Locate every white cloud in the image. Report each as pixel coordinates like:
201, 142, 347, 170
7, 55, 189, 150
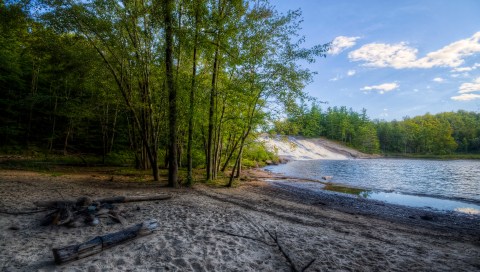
433, 77, 444, 82
451, 93, 480, 101
329, 75, 341, 81
347, 70, 356, 76
452, 67, 474, 72
361, 82, 399, 94
349, 32, 480, 69
459, 77, 480, 93
451, 77, 480, 101
349, 42, 418, 68
330, 36, 360, 55
452, 63, 480, 72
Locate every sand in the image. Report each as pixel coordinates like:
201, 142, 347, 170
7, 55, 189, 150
1, 168, 479, 271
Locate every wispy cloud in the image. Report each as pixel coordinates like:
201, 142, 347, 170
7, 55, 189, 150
329, 36, 360, 55
349, 32, 480, 69
459, 77, 480, 93
361, 82, 399, 94
452, 63, 480, 72
451, 77, 480, 101
451, 93, 480, 101
433, 77, 444, 82
329, 75, 341, 81
347, 70, 356, 76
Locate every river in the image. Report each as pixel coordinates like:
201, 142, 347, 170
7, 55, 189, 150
264, 158, 480, 214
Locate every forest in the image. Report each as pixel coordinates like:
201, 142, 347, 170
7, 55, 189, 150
272, 103, 480, 156
0, 0, 329, 185
1, 1, 479, 188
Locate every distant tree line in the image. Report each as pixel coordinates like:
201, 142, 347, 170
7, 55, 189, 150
271, 104, 480, 155
0, 1, 329, 185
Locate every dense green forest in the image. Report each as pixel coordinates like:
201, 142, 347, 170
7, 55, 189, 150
2, 1, 478, 188
0, 1, 329, 185
272, 103, 480, 155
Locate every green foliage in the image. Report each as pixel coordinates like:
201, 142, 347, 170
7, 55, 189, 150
376, 111, 480, 155
273, 104, 380, 153
272, 103, 479, 156
242, 141, 277, 167
0, 0, 329, 182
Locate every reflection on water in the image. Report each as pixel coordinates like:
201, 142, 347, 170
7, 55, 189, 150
455, 207, 480, 215
366, 191, 480, 215
269, 179, 480, 215
265, 159, 480, 201
265, 158, 480, 215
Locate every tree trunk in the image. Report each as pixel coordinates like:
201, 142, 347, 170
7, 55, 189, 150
49, 89, 58, 151
207, 46, 219, 180
186, 2, 200, 186
165, 0, 178, 187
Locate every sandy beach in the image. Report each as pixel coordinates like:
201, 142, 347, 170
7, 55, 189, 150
1, 168, 479, 271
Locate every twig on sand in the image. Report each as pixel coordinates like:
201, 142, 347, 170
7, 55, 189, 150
263, 228, 316, 272
0, 208, 53, 215
214, 229, 274, 246
215, 214, 316, 272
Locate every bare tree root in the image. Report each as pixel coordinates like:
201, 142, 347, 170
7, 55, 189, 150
215, 214, 316, 272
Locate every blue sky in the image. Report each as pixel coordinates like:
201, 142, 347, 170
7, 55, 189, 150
273, 0, 480, 120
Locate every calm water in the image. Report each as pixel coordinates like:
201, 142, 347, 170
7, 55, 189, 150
265, 159, 480, 213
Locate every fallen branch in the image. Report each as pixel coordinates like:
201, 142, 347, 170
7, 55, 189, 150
217, 214, 316, 272
37, 195, 171, 227
52, 219, 158, 264
35, 194, 172, 208
263, 227, 316, 272
0, 208, 53, 215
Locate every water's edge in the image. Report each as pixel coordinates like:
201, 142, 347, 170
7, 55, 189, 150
264, 159, 480, 215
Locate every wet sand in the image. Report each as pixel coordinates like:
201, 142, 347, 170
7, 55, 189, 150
1, 169, 479, 271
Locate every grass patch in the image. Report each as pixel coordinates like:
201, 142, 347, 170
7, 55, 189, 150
323, 183, 371, 198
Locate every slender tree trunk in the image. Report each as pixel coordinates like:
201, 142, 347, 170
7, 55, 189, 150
49, 90, 58, 151
214, 102, 225, 177
108, 104, 119, 153
26, 63, 40, 145
221, 135, 240, 172
186, 2, 200, 186
63, 121, 72, 155
207, 44, 219, 180
235, 147, 242, 178
165, 0, 178, 187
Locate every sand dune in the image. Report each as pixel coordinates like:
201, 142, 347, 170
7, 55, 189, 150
259, 135, 375, 160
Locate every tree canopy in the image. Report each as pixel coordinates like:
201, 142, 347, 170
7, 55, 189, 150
0, 0, 329, 184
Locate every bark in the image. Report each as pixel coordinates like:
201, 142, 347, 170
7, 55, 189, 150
165, 0, 179, 187
186, 0, 201, 186
221, 134, 240, 172
52, 219, 158, 264
206, 46, 219, 180
35, 195, 172, 208
49, 89, 58, 151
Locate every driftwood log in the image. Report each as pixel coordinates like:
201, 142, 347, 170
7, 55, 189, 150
37, 195, 171, 227
52, 219, 158, 264
35, 195, 172, 208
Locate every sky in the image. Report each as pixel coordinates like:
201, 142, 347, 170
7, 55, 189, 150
273, 0, 480, 120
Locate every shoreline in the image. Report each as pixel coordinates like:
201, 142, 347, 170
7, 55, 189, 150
245, 168, 480, 236
1, 168, 479, 271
